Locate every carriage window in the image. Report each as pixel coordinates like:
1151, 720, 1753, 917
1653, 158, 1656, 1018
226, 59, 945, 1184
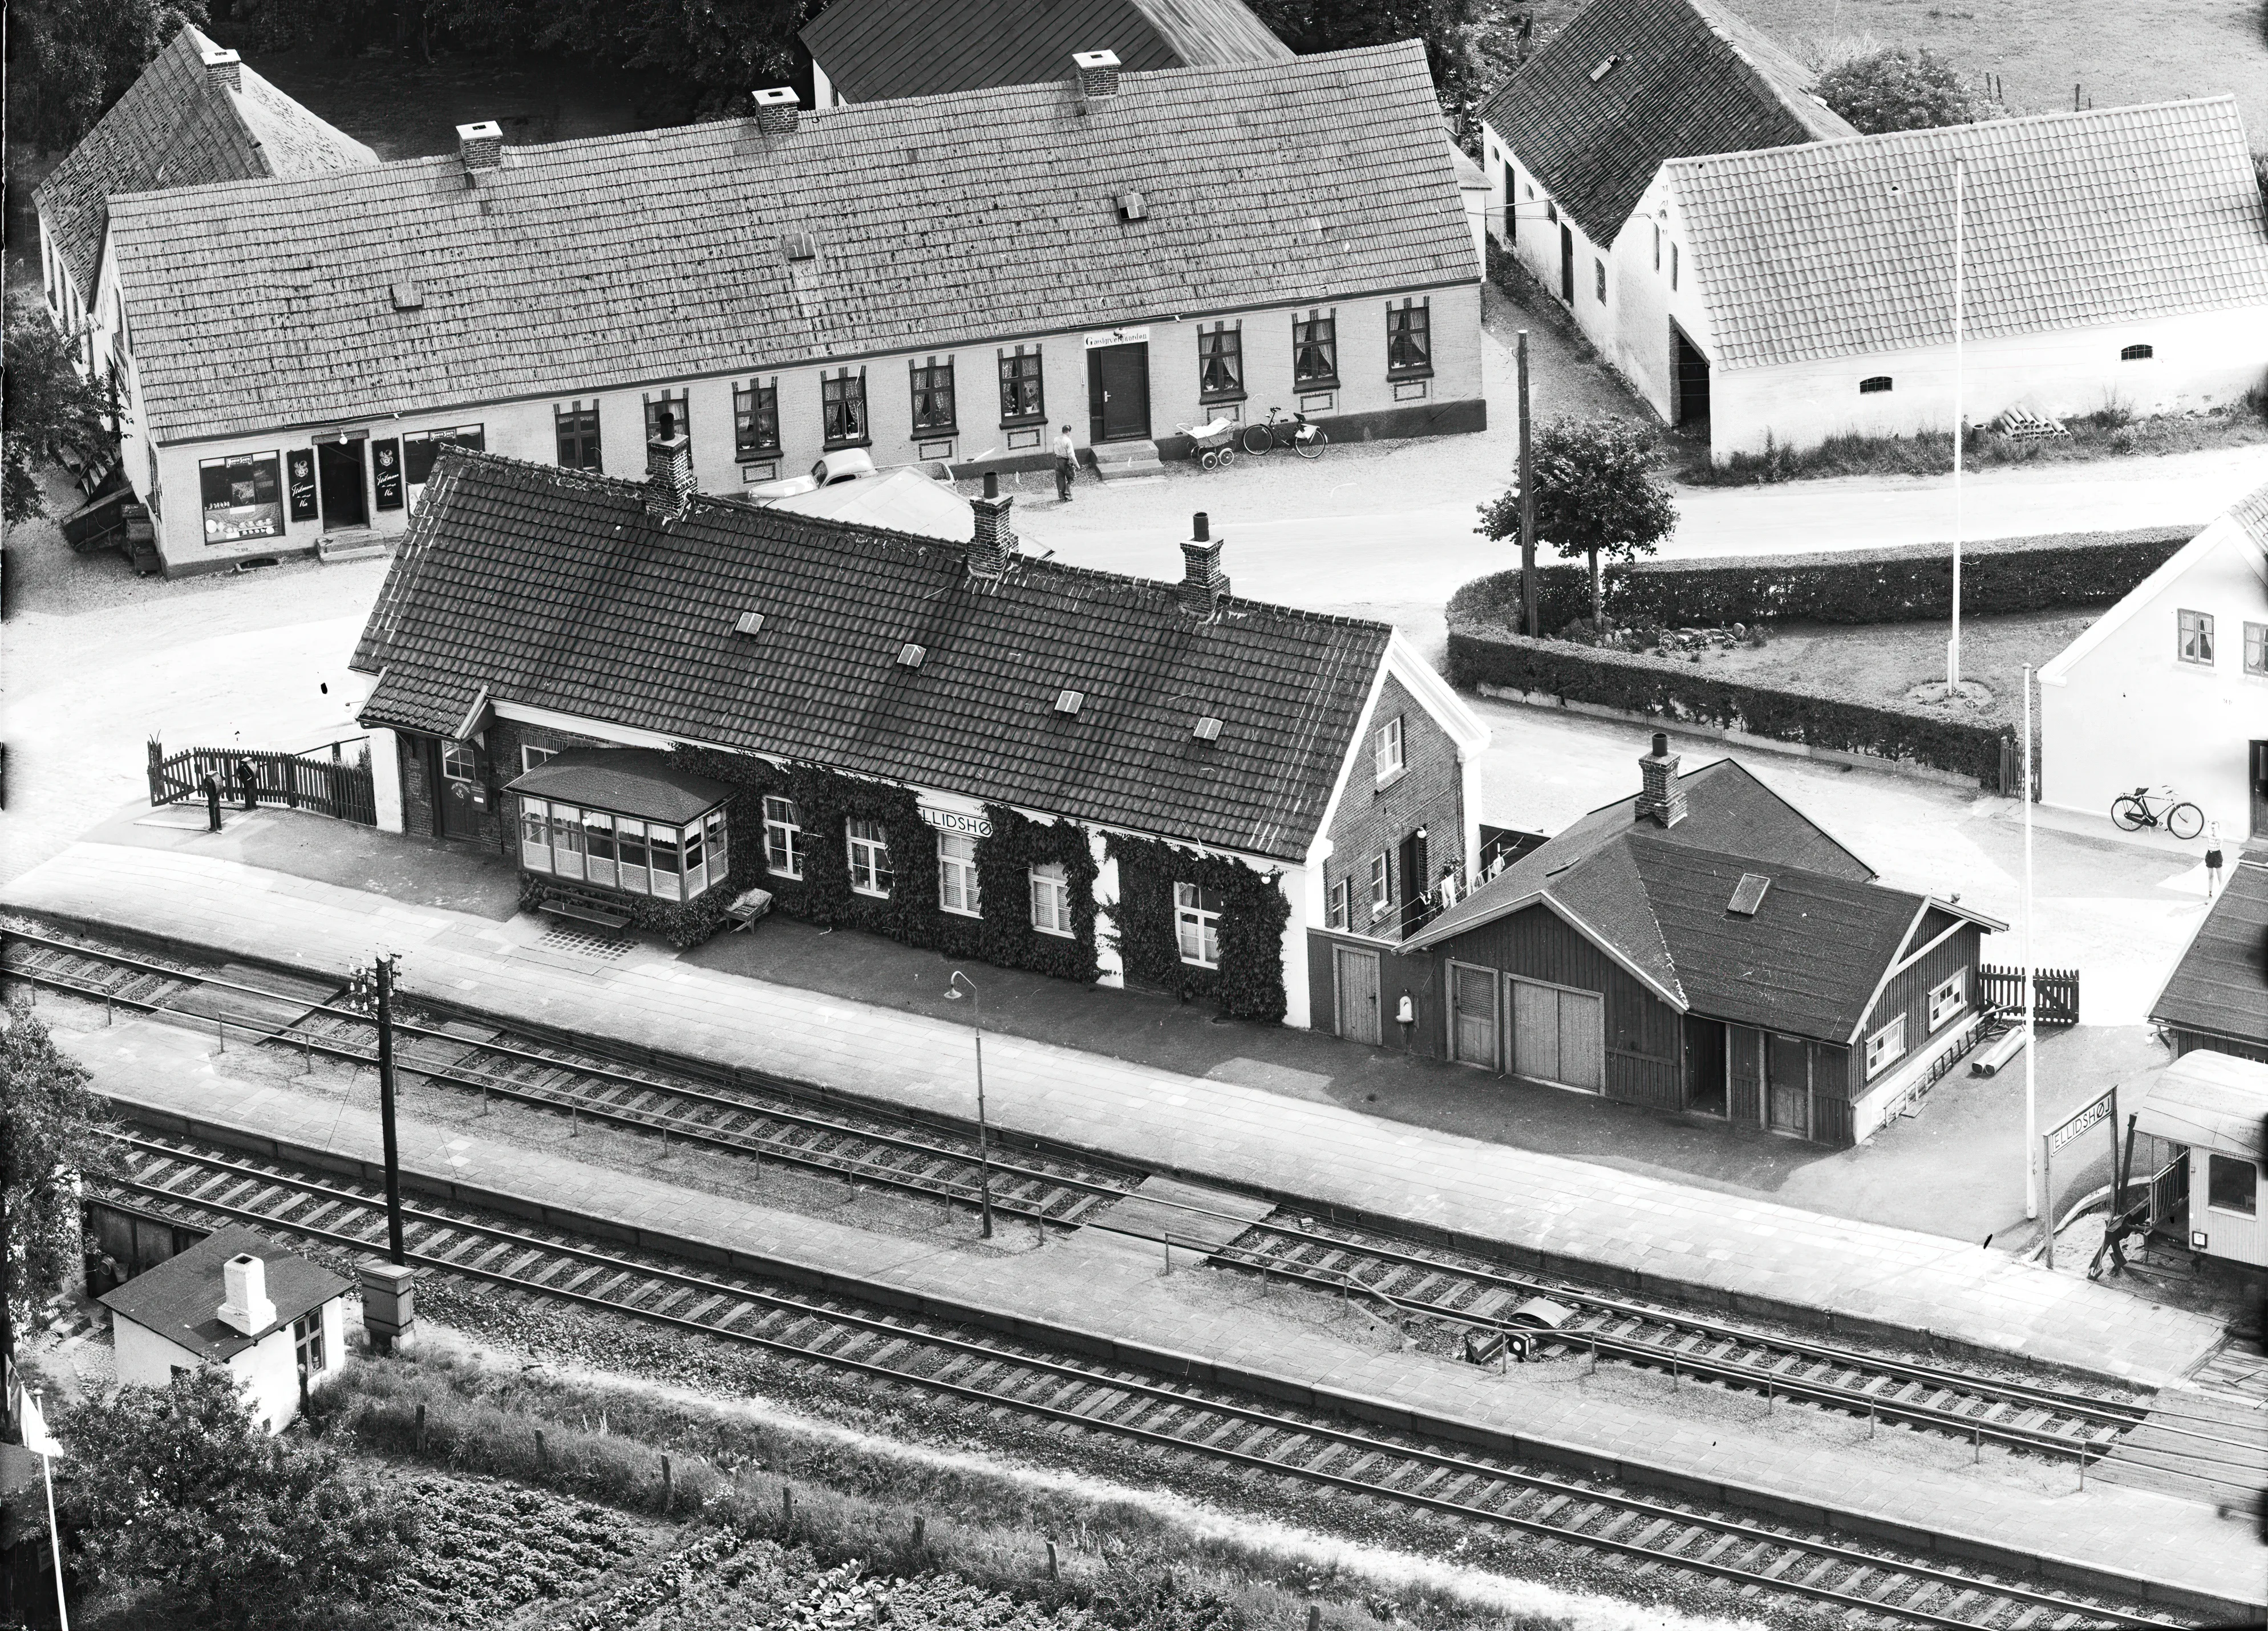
2209, 1154, 2257, 1215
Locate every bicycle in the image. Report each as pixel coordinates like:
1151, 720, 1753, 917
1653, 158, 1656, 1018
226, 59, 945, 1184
2110, 784, 2204, 839
1239, 405, 1328, 460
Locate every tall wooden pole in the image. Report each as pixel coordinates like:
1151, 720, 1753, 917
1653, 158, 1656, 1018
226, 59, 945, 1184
2022, 664, 2037, 1222
1517, 330, 1537, 638
1947, 157, 1967, 688
375, 954, 406, 1265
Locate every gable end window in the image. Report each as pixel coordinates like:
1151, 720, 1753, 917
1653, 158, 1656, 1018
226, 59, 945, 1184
1858, 376, 1893, 394
1374, 715, 1405, 783
1865, 1013, 1906, 1078
734, 378, 781, 460
2120, 343, 2154, 361
910, 355, 957, 435
2245, 622, 2267, 676
1174, 882, 1221, 968
1387, 299, 1431, 378
1293, 309, 1338, 387
556, 401, 602, 470
998, 346, 1045, 425
1927, 968, 1967, 1031
822, 368, 869, 448
2178, 608, 2214, 666
1199, 322, 1244, 400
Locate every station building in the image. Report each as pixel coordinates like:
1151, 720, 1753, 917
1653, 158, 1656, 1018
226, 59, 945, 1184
347, 440, 1489, 1028
91, 40, 1482, 577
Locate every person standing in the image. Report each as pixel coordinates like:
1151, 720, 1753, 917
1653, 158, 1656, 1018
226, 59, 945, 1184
234, 758, 260, 811
1054, 424, 1078, 502
199, 772, 224, 833
2206, 822, 2225, 899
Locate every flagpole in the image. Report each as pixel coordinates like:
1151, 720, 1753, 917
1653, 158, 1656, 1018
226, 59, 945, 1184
30, 1390, 70, 1631
2022, 664, 2038, 1223
1947, 156, 1966, 689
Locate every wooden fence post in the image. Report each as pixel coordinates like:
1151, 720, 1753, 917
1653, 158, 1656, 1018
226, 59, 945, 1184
415, 1402, 426, 1454
661, 1455, 673, 1512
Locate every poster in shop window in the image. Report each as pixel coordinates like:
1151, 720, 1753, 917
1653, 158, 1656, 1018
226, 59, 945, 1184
371, 439, 404, 511
286, 450, 319, 522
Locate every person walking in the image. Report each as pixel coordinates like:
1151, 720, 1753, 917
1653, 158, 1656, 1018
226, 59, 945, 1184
1054, 424, 1078, 502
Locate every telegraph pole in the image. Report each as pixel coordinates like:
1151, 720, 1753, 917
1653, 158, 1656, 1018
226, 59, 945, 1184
351, 953, 418, 1352
374, 953, 406, 1264
1517, 329, 1537, 637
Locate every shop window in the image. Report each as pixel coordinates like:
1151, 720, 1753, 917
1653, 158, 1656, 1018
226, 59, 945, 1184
1865, 1013, 1906, 1078
1293, 309, 1338, 387
998, 347, 1045, 424
1327, 878, 1350, 930
2178, 609, 2214, 665
403, 424, 484, 508
2245, 622, 2267, 677
1374, 716, 1404, 782
938, 832, 981, 916
910, 356, 956, 435
1386, 299, 1431, 377
847, 817, 893, 896
763, 796, 804, 879
1200, 323, 1244, 400
198, 451, 284, 544
556, 401, 602, 470
823, 368, 869, 448
734, 379, 781, 460
1030, 863, 1072, 936
1368, 854, 1391, 918
643, 390, 690, 452
292, 1312, 326, 1379
1174, 882, 1220, 968
2209, 1153, 2257, 1215
1927, 968, 1967, 1030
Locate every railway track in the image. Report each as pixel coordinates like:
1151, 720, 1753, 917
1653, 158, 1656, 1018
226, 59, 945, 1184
95, 1130, 2187, 1630
10, 922, 2259, 1502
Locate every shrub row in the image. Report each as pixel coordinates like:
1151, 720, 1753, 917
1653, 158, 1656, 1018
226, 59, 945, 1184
1445, 526, 2193, 632
1447, 627, 2011, 785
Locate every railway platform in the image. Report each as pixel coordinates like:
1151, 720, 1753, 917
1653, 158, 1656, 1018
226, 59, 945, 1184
1, 837, 2230, 1392
45, 1003, 2267, 1618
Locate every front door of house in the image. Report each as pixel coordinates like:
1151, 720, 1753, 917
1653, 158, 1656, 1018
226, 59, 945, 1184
1510, 977, 1603, 1092
1683, 1015, 1728, 1115
1450, 963, 1498, 1068
1558, 225, 1574, 303
317, 438, 368, 529
1334, 945, 1381, 1045
1087, 343, 1151, 443
1398, 828, 1429, 935
434, 737, 488, 841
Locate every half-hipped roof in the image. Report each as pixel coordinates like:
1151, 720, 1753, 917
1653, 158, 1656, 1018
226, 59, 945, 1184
1477, 0, 1854, 246
108, 40, 1473, 445
35, 25, 376, 298
802, 0, 1290, 103
1664, 97, 2268, 372
352, 449, 1399, 861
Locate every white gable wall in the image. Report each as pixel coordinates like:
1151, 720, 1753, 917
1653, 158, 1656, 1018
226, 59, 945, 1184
1602, 174, 1714, 428
1481, 125, 1615, 352
111, 1296, 346, 1432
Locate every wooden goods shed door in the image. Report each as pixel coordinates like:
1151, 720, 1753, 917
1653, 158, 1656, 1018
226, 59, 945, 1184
1334, 946, 1381, 1045
1450, 963, 1498, 1068
1510, 977, 1603, 1092
1766, 1032, 1810, 1137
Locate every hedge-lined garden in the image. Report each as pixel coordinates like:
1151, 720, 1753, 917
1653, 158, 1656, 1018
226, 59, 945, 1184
1446, 526, 2193, 635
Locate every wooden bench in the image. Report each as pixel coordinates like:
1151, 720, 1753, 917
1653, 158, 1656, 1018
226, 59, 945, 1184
537, 896, 632, 931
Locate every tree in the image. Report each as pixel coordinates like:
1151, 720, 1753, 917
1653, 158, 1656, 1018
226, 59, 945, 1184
3, 298, 112, 525
56, 1370, 416, 1630
1474, 415, 1677, 629
1246, 0, 1489, 112
1, 1011, 120, 1362
1815, 46, 1979, 135
5, 0, 207, 156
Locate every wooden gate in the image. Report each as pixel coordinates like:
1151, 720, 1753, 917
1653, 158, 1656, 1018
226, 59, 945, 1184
148, 735, 377, 826
1979, 964, 2079, 1027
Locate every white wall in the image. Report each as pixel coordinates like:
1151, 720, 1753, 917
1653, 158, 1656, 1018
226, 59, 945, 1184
1481, 127, 1618, 356
112, 1299, 344, 1431
2038, 520, 2268, 839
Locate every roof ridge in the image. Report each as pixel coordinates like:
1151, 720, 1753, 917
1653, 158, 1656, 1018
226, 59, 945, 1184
1666, 92, 2245, 170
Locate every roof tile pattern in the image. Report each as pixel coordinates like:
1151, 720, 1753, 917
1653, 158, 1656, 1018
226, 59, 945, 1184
1476, 0, 1854, 246
802, 0, 1288, 103
109, 42, 1473, 445
353, 451, 1390, 861
2150, 849, 2268, 1049
34, 25, 376, 298
1667, 97, 2268, 372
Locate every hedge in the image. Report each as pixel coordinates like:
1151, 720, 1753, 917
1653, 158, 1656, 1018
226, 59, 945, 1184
1446, 526, 2193, 633
1447, 627, 2012, 785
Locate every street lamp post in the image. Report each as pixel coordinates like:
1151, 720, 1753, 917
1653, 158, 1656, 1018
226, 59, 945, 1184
1947, 156, 1968, 690
944, 971, 995, 1239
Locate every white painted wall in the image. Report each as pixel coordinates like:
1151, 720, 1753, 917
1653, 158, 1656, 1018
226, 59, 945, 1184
2038, 516, 2268, 839
111, 1297, 346, 1431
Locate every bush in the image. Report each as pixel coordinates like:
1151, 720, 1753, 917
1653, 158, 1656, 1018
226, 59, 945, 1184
1446, 526, 2191, 634
1815, 46, 1980, 133
1447, 628, 2011, 784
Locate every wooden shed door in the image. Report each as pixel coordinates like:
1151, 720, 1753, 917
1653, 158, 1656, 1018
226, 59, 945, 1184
1510, 979, 1603, 1092
1334, 946, 1381, 1045
1766, 1032, 1810, 1137
1450, 963, 1498, 1068
1728, 1026, 1763, 1123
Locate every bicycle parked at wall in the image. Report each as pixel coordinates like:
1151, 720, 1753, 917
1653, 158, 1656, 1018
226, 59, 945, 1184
2111, 784, 2204, 839
1240, 406, 1328, 460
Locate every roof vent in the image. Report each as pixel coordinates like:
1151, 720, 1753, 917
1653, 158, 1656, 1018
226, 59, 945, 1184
898, 642, 927, 670
389, 281, 424, 311
1117, 190, 1148, 222
1727, 874, 1772, 917
1589, 54, 1622, 82
735, 611, 765, 636
754, 86, 799, 134
1073, 50, 1122, 98
781, 231, 818, 262
1054, 689, 1085, 716
1192, 716, 1222, 742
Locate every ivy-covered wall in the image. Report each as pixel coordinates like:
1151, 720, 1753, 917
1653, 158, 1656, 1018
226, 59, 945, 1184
1107, 833, 1291, 1023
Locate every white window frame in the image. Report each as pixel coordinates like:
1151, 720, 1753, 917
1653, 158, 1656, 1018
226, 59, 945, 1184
2178, 608, 2214, 666
1327, 877, 1350, 930
938, 831, 982, 918
847, 817, 893, 898
2246, 622, 2267, 677
520, 745, 557, 773
763, 796, 804, 879
1029, 863, 1072, 938
1865, 1013, 1906, 1079
439, 741, 478, 784
1374, 715, 1405, 784
1926, 968, 1967, 1032
1174, 882, 1220, 968
1368, 854, 1391, 919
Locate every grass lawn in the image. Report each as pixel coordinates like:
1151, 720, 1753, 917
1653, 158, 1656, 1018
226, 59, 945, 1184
1687, 607, 2092, 729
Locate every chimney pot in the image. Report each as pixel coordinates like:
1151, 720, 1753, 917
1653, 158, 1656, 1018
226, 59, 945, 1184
983, 470, 999, 499
1635, 735, 1687, 828
968, 480, 1016, 577
1192, 511, 1209, 542
203, 48, 243, 95
644, 411, 696, 523
217, 1252, 277, 1337
754, 86, 800, 134
1180, 525, 1229, 619
1073, 50, 1123, 98
456, 120, 504, 175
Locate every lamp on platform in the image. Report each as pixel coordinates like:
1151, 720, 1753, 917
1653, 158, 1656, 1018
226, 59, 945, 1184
943, 971, 995, 1239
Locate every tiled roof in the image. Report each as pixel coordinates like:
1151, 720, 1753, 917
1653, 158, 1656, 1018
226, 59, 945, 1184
1666, 97, 2268, 372
352, 450, 1392, 861
108, 41, 1473, 445
1476, 0, 1853, 246
33, 25, 376, 298
802, 0, 1289, 103
98, 1225, 347, 1364
2150, 850, 2268, 1049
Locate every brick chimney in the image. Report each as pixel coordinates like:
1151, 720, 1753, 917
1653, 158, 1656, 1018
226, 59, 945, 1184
1073, 50, 1122, 98
1179, 513, 1229, 619
645, 409, 695, 524
456, 120, 504, 177
967, 470, 1015, 577
1635, 732, 1687, 827
217, 1252, 276, 1337
202, 47, 243, 95
754, 87, 800, 134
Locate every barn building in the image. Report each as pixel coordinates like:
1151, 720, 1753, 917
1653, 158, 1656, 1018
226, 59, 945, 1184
347, 440, 1488, 1029
1389, 737, 2003, 1146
